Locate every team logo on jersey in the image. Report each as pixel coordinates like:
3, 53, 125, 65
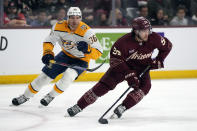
61, 40, 76, 50
126, 51, 152, 61
80, 25, 87, 30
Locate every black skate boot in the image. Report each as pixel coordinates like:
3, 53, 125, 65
12, 95, 30, 106
67, 104, 82, 117
40, 93, 54, 106
110, 104, 126, 119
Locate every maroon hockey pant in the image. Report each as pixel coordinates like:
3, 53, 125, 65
77, 71, 151, 110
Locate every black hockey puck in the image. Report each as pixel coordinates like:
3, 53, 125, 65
98, 118, 108, 124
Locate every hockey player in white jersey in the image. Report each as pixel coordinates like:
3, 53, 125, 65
12, 7, 103, 106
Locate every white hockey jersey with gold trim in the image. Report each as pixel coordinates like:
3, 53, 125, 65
43, 20, 103, 63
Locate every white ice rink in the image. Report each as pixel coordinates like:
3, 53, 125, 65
0, 79, 197, 131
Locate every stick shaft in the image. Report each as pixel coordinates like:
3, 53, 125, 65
49, 60, 106, 72
98, 66, 151, 120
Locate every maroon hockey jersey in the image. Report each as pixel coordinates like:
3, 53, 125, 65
110, 31, 172, 72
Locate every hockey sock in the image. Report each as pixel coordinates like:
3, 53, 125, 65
49, 68, 78, 97
77, 82, 110, 109
24, 84, 38, 98
24, 73, 52, 98
49, 84, 64, 97
122, 89, 145, 109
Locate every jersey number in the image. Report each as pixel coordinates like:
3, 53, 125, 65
89, 35, 98, 43
161, 37, 166, 46
112, 47, 121, 56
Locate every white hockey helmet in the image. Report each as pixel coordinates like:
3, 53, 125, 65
67, 7, 82, 18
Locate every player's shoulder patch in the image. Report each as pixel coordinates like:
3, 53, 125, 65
74, 21, 91, 37
80, 24, 88, 30
80, 21, 90, 30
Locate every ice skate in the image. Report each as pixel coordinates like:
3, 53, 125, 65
12, 95, 30, 106
110, 104, 126, 119
40, 93, 54, 106
67, 104, 82, 117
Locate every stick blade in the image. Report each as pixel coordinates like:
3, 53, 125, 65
98, 118, 108, 124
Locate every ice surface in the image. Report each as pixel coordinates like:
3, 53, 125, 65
0, 79, 197, 131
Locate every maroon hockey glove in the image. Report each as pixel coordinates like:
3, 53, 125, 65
150, 58, 164, 69
125, 70, 140, 89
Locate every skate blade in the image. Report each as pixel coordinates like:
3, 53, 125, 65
38, 105, 46, 108
9, 104, 15, 107
64, 114, 68, 117
109, 113, 118, 119
64, 111, 71, 117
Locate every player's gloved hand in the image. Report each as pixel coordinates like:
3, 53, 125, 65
76, 41, 89, 53
150, 58, 164, 69
125, 70, 140, 89
42, 54, 54, 65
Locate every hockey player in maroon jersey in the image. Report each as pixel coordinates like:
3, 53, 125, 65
67, 17, 172, 118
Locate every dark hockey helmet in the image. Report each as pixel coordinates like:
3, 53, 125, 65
131, 17, 151, 31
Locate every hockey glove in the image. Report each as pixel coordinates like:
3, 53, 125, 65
42, 54, 54, 65
76, 41, 89, 53
125, 70, 140, 89
150, 58, 164, 69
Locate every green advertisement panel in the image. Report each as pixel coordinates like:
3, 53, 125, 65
95, 33, 126, 63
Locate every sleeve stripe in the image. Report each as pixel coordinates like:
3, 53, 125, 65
43, 42, 53, 44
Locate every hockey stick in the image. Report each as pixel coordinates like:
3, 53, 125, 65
48, 60, 106, 72
98, 65, 151, 124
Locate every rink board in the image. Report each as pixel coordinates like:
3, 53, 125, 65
1, 27, 197, 84
0, 70, 197, 84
